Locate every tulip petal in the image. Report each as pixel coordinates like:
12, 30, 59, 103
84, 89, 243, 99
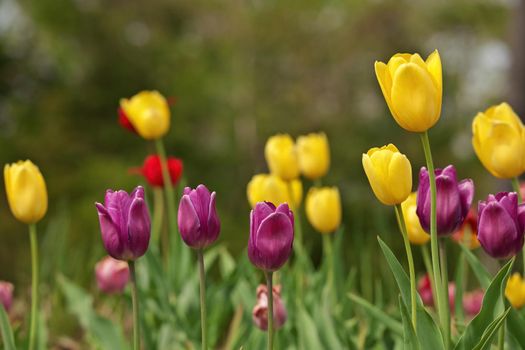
478, 202, 522, 259
388, 152, 412, 203
374, 61, 394, 113
206, 191, 220, 246
96, 203, 126, 260
435, 174, 462, 235
178, 195, 201, 246
458, 179, 474, 218
127, 197, 151, 258
253, 212, 294, 271
425, 50, 442, 95
416, 167, 430, 232
189, 185, 212, 233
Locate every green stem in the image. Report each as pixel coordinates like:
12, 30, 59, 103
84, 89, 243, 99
265, 271, 274, 350
511, 177, 524, 274
28, 224, 38, 350
286, 181, 302, 248
421, 245, 438, 308
323, 234, 335, 304
439, 239, 450, 344
151, 187, 165, 246
198, 250, 208, 350
498, 319, 505, 350
420, 131, 449, 348
394, 204, 417, 332
129, 261, 140, 350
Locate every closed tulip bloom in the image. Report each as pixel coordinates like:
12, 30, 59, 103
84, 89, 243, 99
463, 290, 484, 317
472, 103, 525, 179
178, 185, 220, 249
248, 202, 294, 271
362, 144, 412, 205
95, 186, 151, 261
375, 51, 442, 132
118, 107, 137, 134
138, 154, 183, 188
296, 133, 330, 180
452, 209, 480, 249
95, 256, 130, 294
305, 187, 341, 234
4, 160, 48, 224
120, 91, 170, 140
477, 192, 525, 259
505, 273, 525, 309
401, 193, 430, 245
265, 134, 300, 181
252, 284, 287, 331
0, 281, 14, 312
416, 165, 474, 236
247, 174, 302, 210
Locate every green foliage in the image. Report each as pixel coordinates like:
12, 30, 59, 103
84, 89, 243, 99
0, 305, 16, 350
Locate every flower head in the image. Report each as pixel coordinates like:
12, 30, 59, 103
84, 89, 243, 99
120, 91, 170, 140
296, 133, 330, 180
247, 174, 302, 210
401, 193, 430, 245
95, 256, 130, 294
506, 273, 525, 309
305, 186, 341, 234
252, 284, 287, 331
137, 154, 183, 188
265, 134, 300, 181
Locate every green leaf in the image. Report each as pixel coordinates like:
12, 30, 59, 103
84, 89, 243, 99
454, 259, 514, 350
399, 296, 420, 350
454, 251, 466, 326
0, 304, 16, 350
471, 307, 510, 350
347, 293, 403, 336
505, 306, 525, 349
459, 245, 490, 289
297, 306, 323, 350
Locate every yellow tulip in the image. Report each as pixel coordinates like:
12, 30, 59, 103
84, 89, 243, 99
375, 50, 442, 132
296, 133, 330, 180
472, 102, 525, 179
264, 134, 300, 181
505, 273, 525, 309
4, 160, 48, 224
362, 144, 412, 205
401, 193, 430, 245
305, 186, 341, 234
120, 91, 170, 140
247, 174, 302, 210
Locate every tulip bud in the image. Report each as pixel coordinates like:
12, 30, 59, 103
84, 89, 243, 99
477, 192, 525, 259
296, 133, 330, 180
4, 160, 48, 224
138, 154, 183, 188
95, 256, 130, 294
118, 107, 137, 134
375, 50, 442, 132
505, 273, 525, 309
246, 174, 302, 210
0, 281, 14, 312
120, 91, 170, 140
401, 193, 430, 245
248, 202, 294, 271
451, 209, 480, 249
252, 284, 287, 331
362, 144, 412, 205
463, 290, 483, 317
305, 186, 341, 234
264, 134, 300, 181
178, 184, 220, 249
472, 103, 525, 179
416, 165, 474, 236
95, 186, 151, 261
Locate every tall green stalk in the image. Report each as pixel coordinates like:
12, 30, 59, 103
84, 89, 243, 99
511, 177, 524, 273
28, 224, 38, 350
265, 271, 274, 350
129, 261, 140, 350
421, 245, 438, 308
323, 234, 335, 304
394, 204, 417, 331
439, 239, 450, 343
197, 250, 208, 350
420, 131, 449, 348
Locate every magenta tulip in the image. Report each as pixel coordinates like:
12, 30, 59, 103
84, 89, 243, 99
95, 256, 130, 294
0, 281, 13, 312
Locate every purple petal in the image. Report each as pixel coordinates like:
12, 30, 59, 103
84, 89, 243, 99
440, 165, 457, 181
183, 187, 192, 195
478, 202, 522, 259
497, 192, 518, 222
178, 195, 201, 247
252, 212, 294, 271
188, 185, 211, 233
518, 203, 525, 234
205, 191, 220, 247
127, 197, 151, 259
416, 168, 431, 232
458, 179, 474, 218
96, 203, 126, 260
435, 174, 462, 235
252, 202, 277, 236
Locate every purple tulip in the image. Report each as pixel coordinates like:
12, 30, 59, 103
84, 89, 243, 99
95, 256, 130, 294
248, 202, 294, 271
477, 192, 525, 259
416, 165, 474, 235
95, 186, 151, 261
0, 281, 13, 312
178, 184, 220, 249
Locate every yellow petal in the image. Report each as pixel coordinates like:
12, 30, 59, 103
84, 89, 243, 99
425, 50, 442, 95
388, 152, 412, 203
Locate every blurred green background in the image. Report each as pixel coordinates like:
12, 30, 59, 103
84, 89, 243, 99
0, 0, 524, 342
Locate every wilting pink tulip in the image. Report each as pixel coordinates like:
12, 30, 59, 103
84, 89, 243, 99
463, 290, 484, 317
95, 256, 130, 294
0, 281, 14, 312
252, 284, 287, 331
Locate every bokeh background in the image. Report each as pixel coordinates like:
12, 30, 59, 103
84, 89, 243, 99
1, 0, 524, 341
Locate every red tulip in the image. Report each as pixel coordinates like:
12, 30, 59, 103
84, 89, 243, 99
138, 155, 183, 188
118, 107, 137, 133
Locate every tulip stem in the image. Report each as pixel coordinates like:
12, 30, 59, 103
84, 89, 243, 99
323, 234, 335, 305
28, 224, 38, 350
152, 188, 165, 246
421, 245, 438, 308
420, 131, 449, 348
265, 271, 274, 350
394, 204, 417, 332
439, 239, 450, 337
129, 261, 140, 350
498, 320, 505, 350
197, 249, 208, 350
511, 177, 525, 274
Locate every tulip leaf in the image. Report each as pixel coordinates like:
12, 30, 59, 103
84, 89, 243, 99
399, 295, 421, 350
459, 245, 491, 289
454, 251, 466, 327
347, 293, 403, 336
505, 305, 525, 349
0, 304, 16, 350
471, 307, 510, 350
454, 259, 513, 350
297, 306, 324, 350
377, 237, 444, 350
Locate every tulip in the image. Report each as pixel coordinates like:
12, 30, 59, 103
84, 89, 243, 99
247, 174, 302, 210
296, 133, 330, 180
95, 186, 151, 261
418, 274, 434, 307
0, 281, 14, 312
374, 51, 442, 132
305, 186, 341, 234
120, 91, 170, 140
451, 209, 480, 249
362, 144, 412, 205
416, 165, 474, 236
137, 154, 183, 188
95, 256, 130, 294
505, 273, 525, 309
472, 103, 525, 179
252, 284, 287, 331
401, 193, 430, 245
4, 160, 48, 224
118, 107, 137, 134
463, 290, 483, 317
477, 192, 525, 259
264, 134, 300, 181
248, 202, 294, 271
178, 184, 220, 249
